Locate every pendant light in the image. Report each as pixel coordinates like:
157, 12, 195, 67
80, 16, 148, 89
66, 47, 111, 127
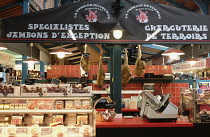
23, 43, 39, 64
161, 48, 185, 60
0, 44, 7, 50
112, 21, 124, 39
50, 44, 72, 59
5, 65, 11, 73
185, 44, 199, 65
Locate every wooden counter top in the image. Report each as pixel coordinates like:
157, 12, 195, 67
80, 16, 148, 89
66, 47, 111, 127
96, 117, 194, 128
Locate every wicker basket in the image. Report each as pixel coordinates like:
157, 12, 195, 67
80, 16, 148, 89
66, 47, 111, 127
94, 97, 116, 122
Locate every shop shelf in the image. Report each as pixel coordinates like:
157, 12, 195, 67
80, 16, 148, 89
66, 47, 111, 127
0, 109, 94, 114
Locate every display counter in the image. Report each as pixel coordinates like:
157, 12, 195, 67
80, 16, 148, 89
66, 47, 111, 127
96, 117, 198, 137
96, 117, 193, 128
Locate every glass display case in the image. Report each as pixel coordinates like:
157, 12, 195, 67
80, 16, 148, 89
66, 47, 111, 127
180, 88, 210, 123
0, 96, 95, 137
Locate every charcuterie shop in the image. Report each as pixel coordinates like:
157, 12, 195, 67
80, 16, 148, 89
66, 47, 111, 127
0, 0, 210, 137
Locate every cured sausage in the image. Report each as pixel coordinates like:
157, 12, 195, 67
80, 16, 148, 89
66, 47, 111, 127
122, 48, 132, 85
97, 45, 105, 87
80, 44, 90, 72
134, 44, 146, 77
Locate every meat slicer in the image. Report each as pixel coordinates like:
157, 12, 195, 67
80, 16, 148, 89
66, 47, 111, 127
140, 90, 178, 122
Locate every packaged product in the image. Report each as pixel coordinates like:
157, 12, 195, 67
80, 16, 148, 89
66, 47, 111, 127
16, 128, 28, 135
76, 113, 89, 125
55, 101, 64, 109
15, 103, 19, 109
32, 115, 44, 125
30, 125, 39, 137
3, 103, 10, 110
37, 101, 46, 110
56, 125, 65, 137
8, 126, 15, 136
74, 100, 81, 109
10, 103, 14, 109
45, 101, 54, 110
22, 103, 27, 109
27, 101, 36, 110
0, 103, 3, 109
82, 125, 91, 136
82, 100, 91, 109
65, 101, 74, 109
41, 127, 53, 136
11, 116, 23, 125
67, 127, 79, 134
18, 103, 23, 109
52, 115, 63, 124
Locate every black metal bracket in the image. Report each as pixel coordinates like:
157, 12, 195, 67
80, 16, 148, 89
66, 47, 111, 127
112, 0, 124, 17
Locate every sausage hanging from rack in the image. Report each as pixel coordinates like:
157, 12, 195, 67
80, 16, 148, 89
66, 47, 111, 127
134, 44, 146, 77
96, 45, 105, 87
122, 48, 132, 85
80, 44, 90, 72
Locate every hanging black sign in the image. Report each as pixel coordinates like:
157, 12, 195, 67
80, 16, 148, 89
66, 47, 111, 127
0, 0, 210, 44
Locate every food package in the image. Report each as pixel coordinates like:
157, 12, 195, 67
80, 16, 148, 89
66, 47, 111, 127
52, 115, 63, 124
82, 125, 92, 136
55, 101, 64, 109
74, 100, 81, 109
45, 101, 54, 110
41, 127, 53, 137
16, 128, 28, 136
32, 115, 44, 125
56, 125, 65, 137
10, 103, 15, 109
8, 126, 15, 136
65, 101, 74, 110
37, 101, 46, 110
11, 116, 23, 125
27, 101, 36, 110
30, 125, 39, 137
3, 103, 10, 110
82, 100, 91, 109
76, 114, 89, 125
67, 127, 79, 135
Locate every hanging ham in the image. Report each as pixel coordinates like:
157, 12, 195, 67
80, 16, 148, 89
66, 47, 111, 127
134, 44, 146, 77
80, 44, 90, 72
96, 45, 105, 87
122, 48, 132, 85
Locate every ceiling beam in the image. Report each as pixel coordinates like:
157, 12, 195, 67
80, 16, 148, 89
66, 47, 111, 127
0, 2, 22, 11
193, 0, 208, 15
163, 0, 194, 11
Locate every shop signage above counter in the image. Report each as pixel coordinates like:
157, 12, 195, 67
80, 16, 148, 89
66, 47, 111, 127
172, 58, 206, 72
1, 0, 210, 44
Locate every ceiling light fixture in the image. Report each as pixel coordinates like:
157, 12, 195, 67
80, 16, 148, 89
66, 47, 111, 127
50, 44, 72, 59
68, 30, 76, 40
23, 43, 39, 65
5, 66, 11, 73
161, 48, 185, 60
0, 44, 7, 50
185, 44, 199, 65
112, 0, 124, 39
112, 21, 124, 39
145, 28, 161, 41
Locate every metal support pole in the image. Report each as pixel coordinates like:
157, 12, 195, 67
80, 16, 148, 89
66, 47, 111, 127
40, 61, 45, 78
22, 0, 29, 14
110, 48, 114, 100
22, 55, 28, 84
112, 45, 122, 114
